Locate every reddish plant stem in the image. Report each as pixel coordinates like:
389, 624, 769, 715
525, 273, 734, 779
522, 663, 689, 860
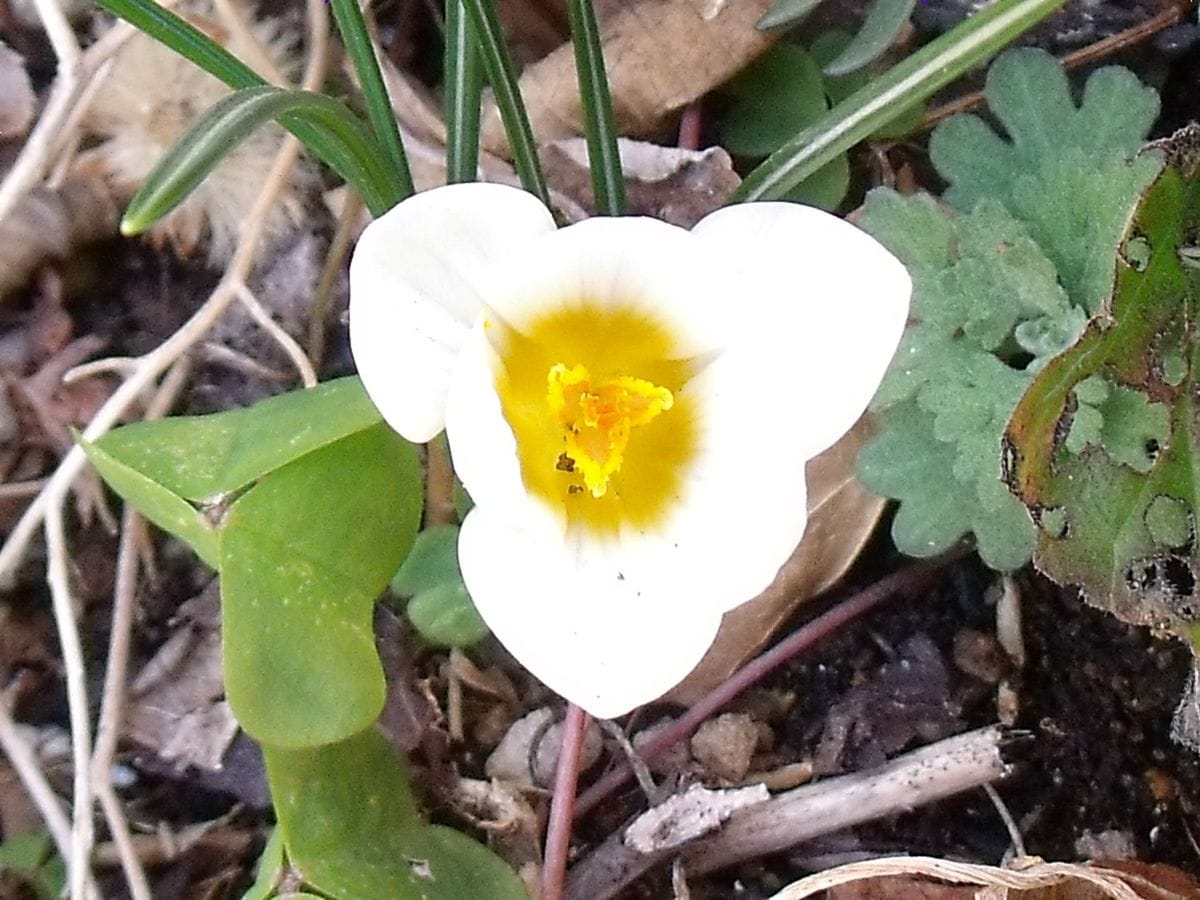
678, 102, 703, 151
573, 549, 965, 821
542, 703, 591, 900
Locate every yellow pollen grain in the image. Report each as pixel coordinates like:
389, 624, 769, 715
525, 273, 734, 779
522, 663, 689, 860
547, 363, 674, 498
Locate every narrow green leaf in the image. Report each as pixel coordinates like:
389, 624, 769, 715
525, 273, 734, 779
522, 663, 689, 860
80, 437, 220, 568
823, 0, 917, 76
328, 0, 414, 200
757, 0, 825, 30
97, 0, 403, 213
734, 0, 1067, 202
460, 0, 549, 204
566, 0, 625, 215
94, 378, 381, 503
221, 424, 422, 747
122, 85, 398, 233
445, 0, 484, 183
264, 729, 528, 900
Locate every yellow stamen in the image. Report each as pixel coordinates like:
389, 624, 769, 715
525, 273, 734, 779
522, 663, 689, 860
547, 363, 674, 497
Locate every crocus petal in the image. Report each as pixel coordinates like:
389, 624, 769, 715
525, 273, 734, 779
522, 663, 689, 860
349, 182, 556, 442
458, 506, 725, 718
615, 353, 812, 616
477, 215, 729, 358
692, 202, 911, 459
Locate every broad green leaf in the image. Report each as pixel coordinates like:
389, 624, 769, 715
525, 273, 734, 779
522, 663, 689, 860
720, 45, 827, 159
735, 0, 1066, 201
757, 0, 824, 30
264, 729, 528, 900
391, 525, 462, 596
393, 526, 489, 647
80, 436, 219, 567
1005, 130, 1200, 638
782, 151, 849, 211
241, 828, 286, 900
221, 424, 421, 747
822, 0, 917, 76
407, 583, 489, 647
122, 85, 398, 234
720, 44, 850, 209
0, 832, 65, 900
95, 378, 380, 504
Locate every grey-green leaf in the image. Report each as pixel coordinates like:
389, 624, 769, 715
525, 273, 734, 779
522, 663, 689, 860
757, 0, 825, 30
822, 0, 917, 76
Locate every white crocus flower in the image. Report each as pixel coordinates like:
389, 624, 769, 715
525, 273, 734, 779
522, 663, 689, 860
350, 182, 910, 719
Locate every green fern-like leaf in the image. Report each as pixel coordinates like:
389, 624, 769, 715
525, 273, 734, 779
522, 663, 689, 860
856, 48, 1161, 572
929, 47, 1161, 313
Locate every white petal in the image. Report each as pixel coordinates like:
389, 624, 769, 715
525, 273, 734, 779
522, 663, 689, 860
349, 183, 557, 442
445, 324, 557, 527
459, 506, 725, 718
478, 216, 730, 357
585, 353, 811, 619
692, 202, 911, 459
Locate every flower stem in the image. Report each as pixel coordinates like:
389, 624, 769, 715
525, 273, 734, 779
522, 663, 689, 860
542, 703, 591, 900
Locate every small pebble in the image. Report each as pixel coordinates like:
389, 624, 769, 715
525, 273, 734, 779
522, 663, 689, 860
690, 712, 760, 782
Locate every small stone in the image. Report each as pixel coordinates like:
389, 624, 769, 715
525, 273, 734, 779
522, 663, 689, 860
485, 708, 554, 787
1075, 828, 1136, 860
485, 708, 603, 788
690, 713, 760, 782
532, 719, 602, 788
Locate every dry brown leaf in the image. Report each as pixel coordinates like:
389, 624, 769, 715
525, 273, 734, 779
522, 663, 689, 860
125, 585, 239, 771
666, 417, 885, 704
480, 0, 777, 156
543, 138, 740, 227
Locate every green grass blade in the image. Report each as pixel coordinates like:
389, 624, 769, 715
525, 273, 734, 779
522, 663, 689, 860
734, 0, 1067, 202
566, 0, 625, 215
444, 0, 484, 184
122, 85, 397, 233
459, 0, 549, 204
98, 0, 403, 213
328, 0, 414, 200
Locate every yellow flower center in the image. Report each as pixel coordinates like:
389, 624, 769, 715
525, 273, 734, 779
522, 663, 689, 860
489, 303, 699, 535
546, 363, 674, 498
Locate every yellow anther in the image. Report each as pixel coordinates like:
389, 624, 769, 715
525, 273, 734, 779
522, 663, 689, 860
547, 363, 673, 497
